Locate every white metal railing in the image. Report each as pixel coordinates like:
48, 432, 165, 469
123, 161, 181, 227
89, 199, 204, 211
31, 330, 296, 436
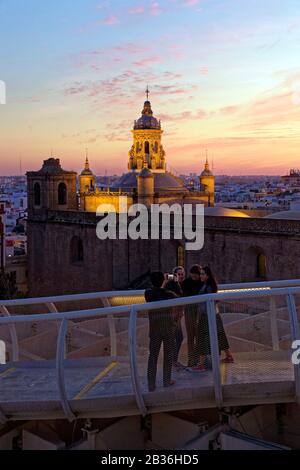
0, 280, 300, 422
1, 278, 300, 363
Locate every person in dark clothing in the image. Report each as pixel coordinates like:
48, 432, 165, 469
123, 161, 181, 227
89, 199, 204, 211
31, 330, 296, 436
145, 271, 177, 392
192, 266, 234, 372
181, 265, 204, 367
165, 267, 185, 369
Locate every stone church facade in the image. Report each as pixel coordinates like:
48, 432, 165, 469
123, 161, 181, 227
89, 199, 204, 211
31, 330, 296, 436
26, 97, 300, 296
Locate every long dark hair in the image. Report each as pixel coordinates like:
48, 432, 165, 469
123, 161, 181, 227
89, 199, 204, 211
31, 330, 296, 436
203, 266, 218, 293
189, 264, 201, 276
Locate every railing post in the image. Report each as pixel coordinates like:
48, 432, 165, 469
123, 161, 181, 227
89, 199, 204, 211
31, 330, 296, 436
0, 305, 19, 362
270, 297, 279, 351
286, 292, 300, 405
56, 319, 76, 422
207, 300, 223, 408
46, 302, 69, 359
103, 298, 117, 359
128, 306, 147, 416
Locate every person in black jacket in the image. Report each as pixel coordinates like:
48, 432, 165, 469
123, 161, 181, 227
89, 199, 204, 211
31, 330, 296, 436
145, 272, 177, 392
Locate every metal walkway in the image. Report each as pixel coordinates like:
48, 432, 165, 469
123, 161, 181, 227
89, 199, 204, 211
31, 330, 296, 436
0, 279, 300, 423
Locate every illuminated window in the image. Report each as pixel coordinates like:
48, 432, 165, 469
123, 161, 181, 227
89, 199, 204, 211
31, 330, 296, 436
58, 182, 67, 205
177, 245, 185, 267
34, 182, 41, 206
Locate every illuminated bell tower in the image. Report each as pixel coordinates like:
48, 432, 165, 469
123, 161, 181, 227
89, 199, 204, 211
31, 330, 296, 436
200, 157, 215, 207
128, 87, 166, 173
79, 153, 96, 194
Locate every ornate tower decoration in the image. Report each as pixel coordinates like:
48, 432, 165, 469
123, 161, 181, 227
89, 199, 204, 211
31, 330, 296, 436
79, 150, 96, 194
200, 152, 215, 207
128, 87, 166, 173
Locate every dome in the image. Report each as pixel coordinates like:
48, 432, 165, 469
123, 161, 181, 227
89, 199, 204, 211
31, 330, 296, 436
264, 210, 300, 220
35, 158, 75, 175
205, 207, 250, 218
81, 168, 94, 176
138, 167, 153, 178
134, 100, 161, 130
112, 171, 188, 192
81, 157, 94, 176
201, 159, 213, 177
201, 168, 213, 177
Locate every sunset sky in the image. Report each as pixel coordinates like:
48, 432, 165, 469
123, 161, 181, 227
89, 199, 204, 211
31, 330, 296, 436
1, 0, 300, 175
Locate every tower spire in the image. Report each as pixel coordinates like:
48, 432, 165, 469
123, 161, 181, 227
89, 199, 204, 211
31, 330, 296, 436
205, 149, 209, 170
145, 85, 150, 101
85, 148, 89, 170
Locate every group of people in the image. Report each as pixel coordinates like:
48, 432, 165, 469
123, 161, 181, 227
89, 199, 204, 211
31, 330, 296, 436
144, 265, 234, 392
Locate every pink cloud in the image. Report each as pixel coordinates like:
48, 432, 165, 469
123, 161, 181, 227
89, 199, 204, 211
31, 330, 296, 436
219, 106, 240, 115
183, 0, 200, 6
103, 15, 119, 25
133, 55, 162, 67
129, 6, 145, 14
150, 2, 163, 16
159, 109, 207, 122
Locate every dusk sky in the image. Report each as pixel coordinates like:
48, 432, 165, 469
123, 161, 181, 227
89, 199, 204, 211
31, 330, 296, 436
1, 0, 300, 176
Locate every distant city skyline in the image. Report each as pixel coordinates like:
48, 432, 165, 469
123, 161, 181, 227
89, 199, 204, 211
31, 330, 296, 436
1, 0, 300, 176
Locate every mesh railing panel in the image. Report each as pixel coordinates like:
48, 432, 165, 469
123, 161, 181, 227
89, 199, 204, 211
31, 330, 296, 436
218, 294, 294, 386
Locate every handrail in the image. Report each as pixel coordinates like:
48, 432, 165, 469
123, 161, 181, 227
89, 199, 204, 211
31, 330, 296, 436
1, 285, 300, 326
0, 290, 145, 308
0, 278, 300, 308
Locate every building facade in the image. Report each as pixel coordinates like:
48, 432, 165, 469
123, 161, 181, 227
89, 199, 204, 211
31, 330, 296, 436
26, 97, 300, 296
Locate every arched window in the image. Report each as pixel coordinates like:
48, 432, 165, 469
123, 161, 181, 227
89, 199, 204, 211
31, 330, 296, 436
154, 141, 158, 153
136, 142, 139, 153
70, 236, 84, 264
58, 182, 67, 206
257, 253, 267, 279
34, 182, 41, 206
145, 141, 150, 154
177, 245, 185, 267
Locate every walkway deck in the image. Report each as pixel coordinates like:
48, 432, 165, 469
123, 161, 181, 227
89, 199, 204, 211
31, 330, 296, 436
0, 351, 295, 421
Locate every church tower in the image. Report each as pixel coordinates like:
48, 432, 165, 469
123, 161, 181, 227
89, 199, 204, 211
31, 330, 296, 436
200, 157, 215, 206
79, 153, 96, 194
128, 87, 166, 173
27, 158, 77, 216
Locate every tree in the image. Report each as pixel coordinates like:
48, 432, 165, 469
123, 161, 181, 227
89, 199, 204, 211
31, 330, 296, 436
0, 271, 18, 300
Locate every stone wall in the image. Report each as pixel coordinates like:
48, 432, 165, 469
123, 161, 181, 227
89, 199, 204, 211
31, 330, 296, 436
27, 211, 300, 296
